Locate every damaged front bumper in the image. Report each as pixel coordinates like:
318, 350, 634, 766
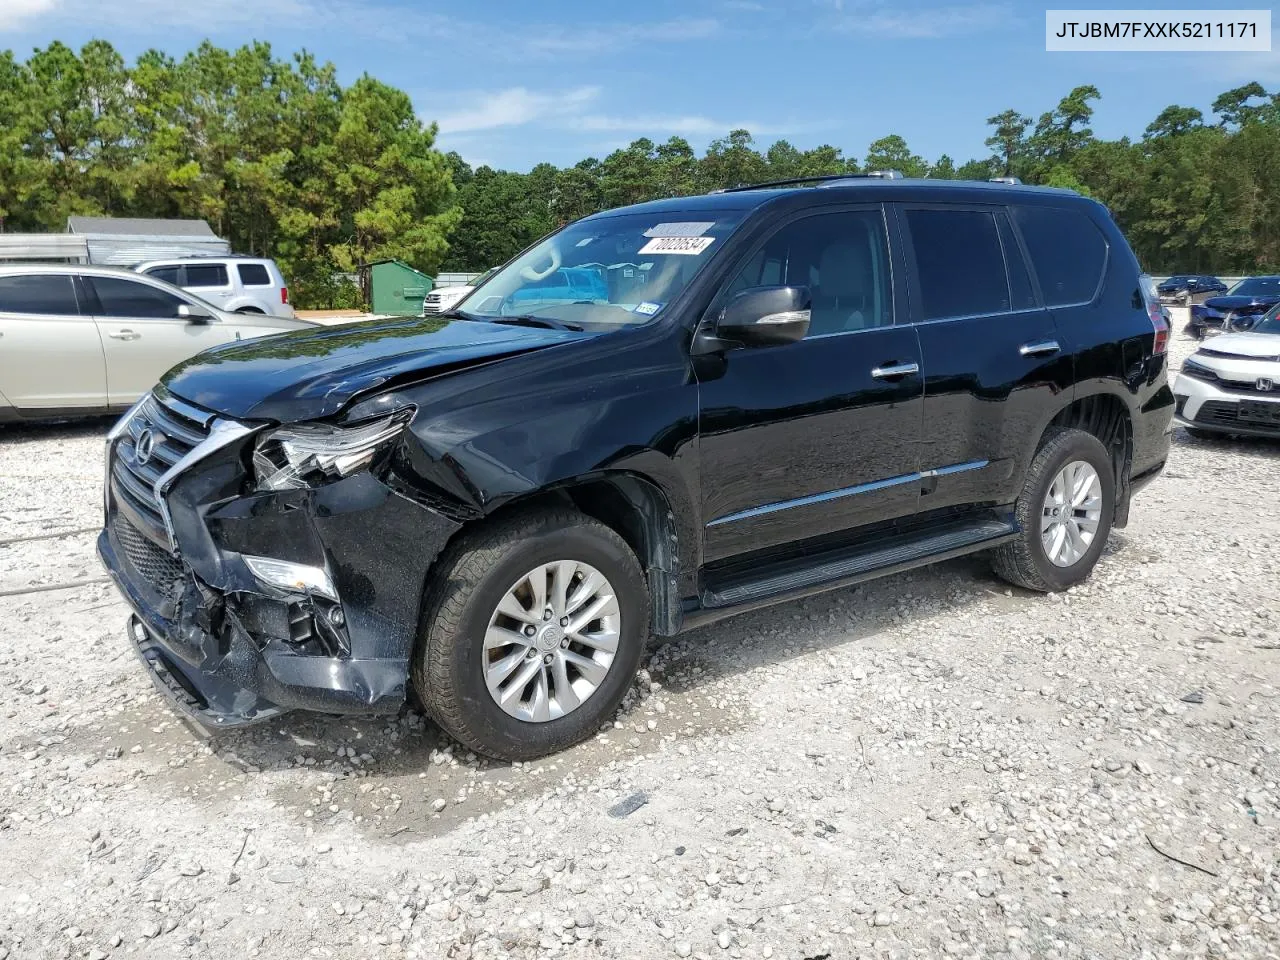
98, 389, 464, 729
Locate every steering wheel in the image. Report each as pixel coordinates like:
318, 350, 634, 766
519, 244, 562, 282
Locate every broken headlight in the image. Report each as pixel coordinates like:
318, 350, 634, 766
252, 409, 414, 491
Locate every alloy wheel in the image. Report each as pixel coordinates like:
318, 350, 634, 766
1040, 459, 1103, 567
483, 561, 620, 722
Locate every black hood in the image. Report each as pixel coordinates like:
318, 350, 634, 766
162, 315, 589, 421
1202, 294, 1280, 313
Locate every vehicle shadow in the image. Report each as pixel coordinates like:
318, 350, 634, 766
1170, 422, 1280, 457
206, 549, 1018, 784
0, 417, 114, 445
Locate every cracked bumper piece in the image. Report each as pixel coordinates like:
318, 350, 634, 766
99, 391, 466, 729
102, 531, 413, 727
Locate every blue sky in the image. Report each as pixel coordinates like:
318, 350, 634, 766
2, 0, 1278, 171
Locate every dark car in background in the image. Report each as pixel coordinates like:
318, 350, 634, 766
1157, 274, 1227, 305
1188, 276, 1280, 339
98, 175, 1172, 760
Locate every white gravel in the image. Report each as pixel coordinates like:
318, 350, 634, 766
2, 331, 1279, 960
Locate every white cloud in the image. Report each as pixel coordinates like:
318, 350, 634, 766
833, 2, 1014, 38
576, 114, 789, 136
429, 85, 800, 144
525, 18, 721, 55
434, 87, 603, 134
0, 0, 58, 31
1, 0, 715, 58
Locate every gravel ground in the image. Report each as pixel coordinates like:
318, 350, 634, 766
2, 329, 1279, 960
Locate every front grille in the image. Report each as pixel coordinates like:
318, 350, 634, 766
1194, 401, 1245, 426
114, 514, 185, 593
1194, 400, 1280, 430
1217, 378, 1280, 396
110, 391, 215, 539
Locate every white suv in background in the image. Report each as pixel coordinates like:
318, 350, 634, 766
134, 256, 294, 318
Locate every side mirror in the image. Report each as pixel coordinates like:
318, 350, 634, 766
178, 303, 213, 324
714, 286, 811, 348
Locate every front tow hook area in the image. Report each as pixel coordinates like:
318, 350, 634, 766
127, 614, 283, 730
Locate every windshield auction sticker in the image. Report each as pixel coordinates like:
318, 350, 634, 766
638, 236, 715, 256
644, 222, 714, 238
1046, 10, 1271, 50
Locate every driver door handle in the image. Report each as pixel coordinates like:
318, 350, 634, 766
870, 361, 919, 380
1019, 339, 1060, 357
107, 329, 140, 341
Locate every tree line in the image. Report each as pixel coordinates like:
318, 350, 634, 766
2, 40, 1278, 307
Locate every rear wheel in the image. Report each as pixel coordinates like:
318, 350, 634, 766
413, 509, 648, 761
992, 428, 1115, 592
235, 307, 264, 314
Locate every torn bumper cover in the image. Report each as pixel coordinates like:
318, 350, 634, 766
98, 390, 463, 729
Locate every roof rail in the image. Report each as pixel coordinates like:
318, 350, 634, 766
989, 176, 1022, 185
711, 170, 906, 194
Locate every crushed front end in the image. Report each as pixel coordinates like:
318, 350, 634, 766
97, 386, 465, 729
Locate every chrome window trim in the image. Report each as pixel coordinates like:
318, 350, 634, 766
706, 459, 989, 527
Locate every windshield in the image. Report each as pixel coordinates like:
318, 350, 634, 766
1227, 277, 1280, 297
459, 211, 746, 329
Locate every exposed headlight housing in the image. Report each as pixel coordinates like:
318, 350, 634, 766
252, 409, 414, 491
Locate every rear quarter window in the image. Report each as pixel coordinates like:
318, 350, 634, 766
1013, 205, 1108, 306
237, 263, 271, 286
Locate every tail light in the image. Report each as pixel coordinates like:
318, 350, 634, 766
1139, 275, 1169, 355
281, 286, 289, 305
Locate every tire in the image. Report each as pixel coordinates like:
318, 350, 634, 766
991, 427, 1115, 593
413, 508, 649, 761
235, 307, 265, 314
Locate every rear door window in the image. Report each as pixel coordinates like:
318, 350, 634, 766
237, 263, 271, 286
183, 264, 229, 288
905, 208, 1010, 319
0, 274, 81, 315
1013, 205, 1108, 306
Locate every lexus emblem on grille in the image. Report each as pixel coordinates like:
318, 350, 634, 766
1258, 378, 1275, 392
134, 428, 157, 466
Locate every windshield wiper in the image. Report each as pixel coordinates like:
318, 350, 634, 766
434, 309, 482, 322
488, 314, 583, 332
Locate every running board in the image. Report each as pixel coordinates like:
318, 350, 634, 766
701, 514, 1019, 609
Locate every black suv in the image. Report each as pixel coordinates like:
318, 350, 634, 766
98, 175, 1173, 760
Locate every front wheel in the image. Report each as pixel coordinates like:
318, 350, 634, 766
413, 509, 649, 761
991, 428, 1115, 592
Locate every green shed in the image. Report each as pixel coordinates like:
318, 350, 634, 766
366, 259, 433, 316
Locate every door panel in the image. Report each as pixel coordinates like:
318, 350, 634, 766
0, 274, 107, 409
85, 275, 240, 405
696, 207, 924, 564
897, 204, 1073, 510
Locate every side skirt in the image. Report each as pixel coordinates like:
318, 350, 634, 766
682, 507, 1019, 630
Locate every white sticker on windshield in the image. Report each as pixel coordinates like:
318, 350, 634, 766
638, 236, 715, 256
575, 237, 595, 247
634, 301, 663, 316
644, 221, 715, 239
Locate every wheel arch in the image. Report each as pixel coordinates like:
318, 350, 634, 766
1034, 389, 1135, 526
480, 470, 687, 636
